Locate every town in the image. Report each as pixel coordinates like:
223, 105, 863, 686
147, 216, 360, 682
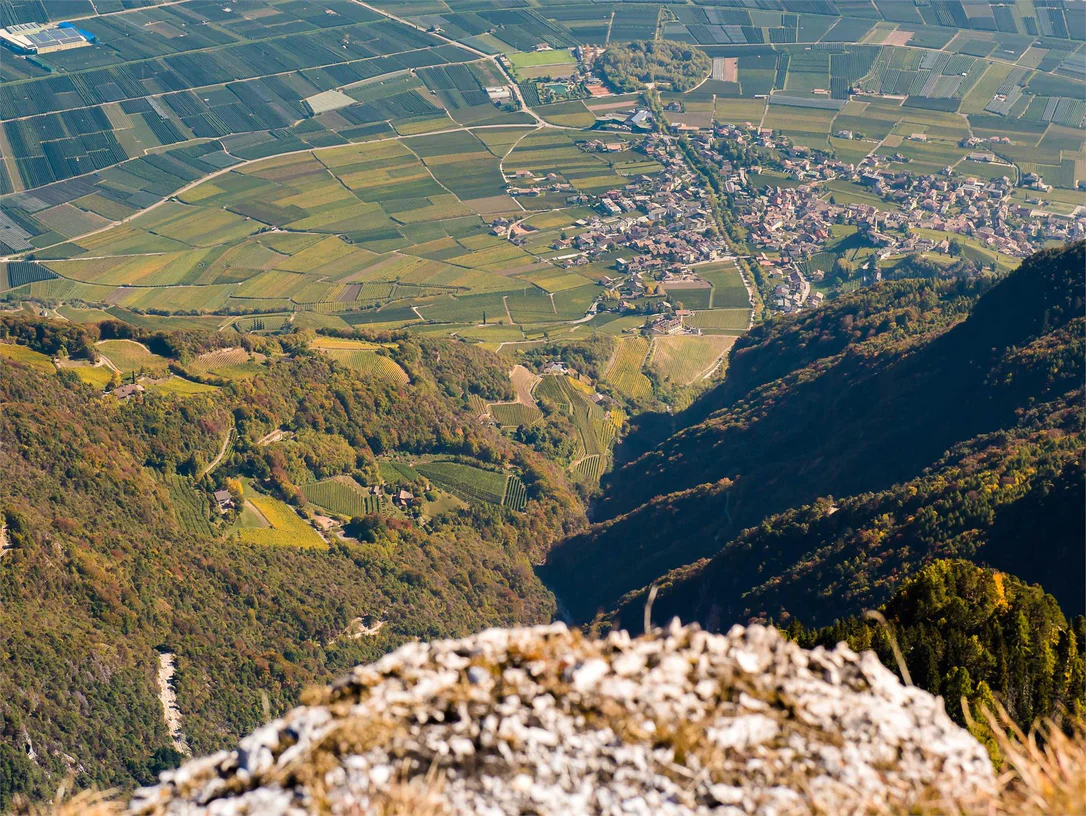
489, 103, 1086, 320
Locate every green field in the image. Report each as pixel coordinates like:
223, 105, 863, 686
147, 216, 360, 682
96, 340, 170, 375
414, 461, 525, 509
302, 476, 388, 517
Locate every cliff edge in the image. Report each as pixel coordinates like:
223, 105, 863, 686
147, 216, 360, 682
129, 622, 995, 815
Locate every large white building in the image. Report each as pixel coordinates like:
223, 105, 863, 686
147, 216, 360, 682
0, 22, 96, 55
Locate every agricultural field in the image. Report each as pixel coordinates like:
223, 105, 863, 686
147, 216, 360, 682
414, 460, 525, 510
95, 339, 169, 375
236, 493, 327, 549
148, 376, 219, 397
488, 363, 543, 427
649, 335, 736, 386
4, 129, 659, 334
186, 347, 266, 380
684, 309, 754, 333
312, 337, 410, 386
0, 341, 55, 372
2, 0, 1081, 337
602, 336, 653, 402
534, 373, 622, 484
302, 476, 388, 518
165, 474, 215, 538
57, 359, 114, 390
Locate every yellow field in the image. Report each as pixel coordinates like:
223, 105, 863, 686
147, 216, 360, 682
61, 361, 114, 389
649, 335, 736, 386
238, 494, 326, 549
149, 376, 220, 396
603, 336, 653, 401
0, 343, 55, 373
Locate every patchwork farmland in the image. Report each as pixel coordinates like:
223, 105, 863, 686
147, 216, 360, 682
1, 0, 1078, 343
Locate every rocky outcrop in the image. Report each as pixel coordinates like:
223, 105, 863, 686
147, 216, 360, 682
129, 622, 995, 815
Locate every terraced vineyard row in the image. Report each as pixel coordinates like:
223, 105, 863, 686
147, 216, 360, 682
165, 474, 214, 537
602, 337, 653, 401
501, 476, 528, 512
490, 401, 543, 428
535, 374, 622, 483
321, 348, 410, 385
416, 461, 509, 506
302, 476, 386, 517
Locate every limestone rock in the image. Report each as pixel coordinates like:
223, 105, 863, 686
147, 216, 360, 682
129, 623, 995, 815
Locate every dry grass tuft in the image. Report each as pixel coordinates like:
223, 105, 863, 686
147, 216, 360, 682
18, 693, 1086, 816
983, 709, 1086, 816
13, 786, 122, 816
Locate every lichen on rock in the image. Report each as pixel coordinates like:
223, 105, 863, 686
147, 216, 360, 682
129, 622, 996, 815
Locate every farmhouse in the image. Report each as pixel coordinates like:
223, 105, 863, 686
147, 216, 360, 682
110, 384, 144, 400
486, 86, 512, 102
213, 490, 234, 511
0, 22, 95, 54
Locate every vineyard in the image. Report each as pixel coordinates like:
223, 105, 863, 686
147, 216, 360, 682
96, 339, 170, 375
535, 374, 622, 483
186, 347, 265, 380
684, 309, 752, 331
502, 476, 528, 512
237, 494, 326, 549
302, 476, 386, 517
318, 345, 410, 386
380, 461, 421, 485
0, 261, 57, 291
415, 461, 524, 509
490, 402, 543, 428
165, 474, 214, 537
602, 336, 653, 401
650, 335, 736, 386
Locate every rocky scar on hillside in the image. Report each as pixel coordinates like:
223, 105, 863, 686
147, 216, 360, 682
128, 623, 995, 815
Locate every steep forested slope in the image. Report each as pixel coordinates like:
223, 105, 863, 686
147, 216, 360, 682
0, 321, 582, 809
784, 560, 1084, 750
542, 243, 1085, 625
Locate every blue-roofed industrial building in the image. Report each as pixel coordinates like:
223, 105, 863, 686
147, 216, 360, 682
0, 22, 95, 55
